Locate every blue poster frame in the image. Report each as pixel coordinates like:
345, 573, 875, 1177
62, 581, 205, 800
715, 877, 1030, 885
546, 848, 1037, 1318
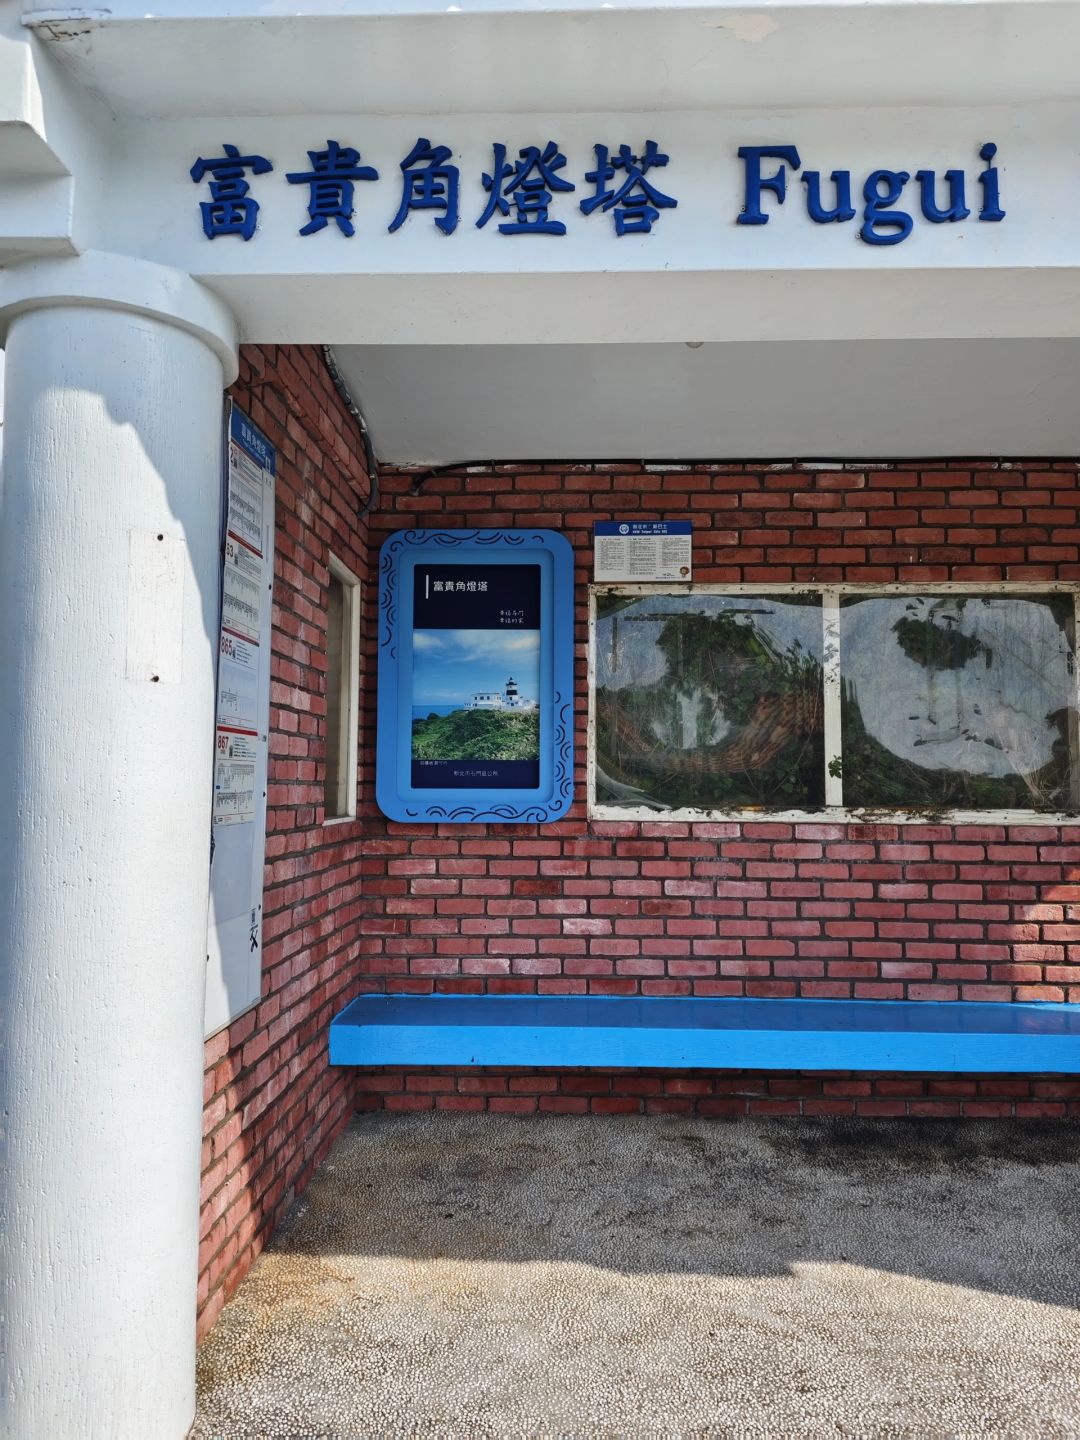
376, 528, 575, 823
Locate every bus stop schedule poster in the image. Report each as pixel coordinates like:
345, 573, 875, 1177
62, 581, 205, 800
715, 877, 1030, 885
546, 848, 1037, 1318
206, 402, 276, 1037
377, 529, 574, 824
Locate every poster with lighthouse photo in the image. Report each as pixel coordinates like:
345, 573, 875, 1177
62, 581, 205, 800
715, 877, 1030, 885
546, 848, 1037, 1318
411, 563, 542, 789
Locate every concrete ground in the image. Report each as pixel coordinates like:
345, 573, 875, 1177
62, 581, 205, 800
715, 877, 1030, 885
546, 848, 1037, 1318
193, 1113, 1080, 1438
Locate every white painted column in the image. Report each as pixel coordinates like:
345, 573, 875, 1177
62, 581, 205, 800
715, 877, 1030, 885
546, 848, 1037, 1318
0, 255, 238, 1438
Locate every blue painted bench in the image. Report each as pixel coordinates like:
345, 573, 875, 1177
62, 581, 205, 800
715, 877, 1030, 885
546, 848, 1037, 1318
329, 995, 1080, 1073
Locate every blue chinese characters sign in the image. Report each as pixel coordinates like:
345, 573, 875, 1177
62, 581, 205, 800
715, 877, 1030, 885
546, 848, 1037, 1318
377, 529, 574, 823
190, 137, 1006, 247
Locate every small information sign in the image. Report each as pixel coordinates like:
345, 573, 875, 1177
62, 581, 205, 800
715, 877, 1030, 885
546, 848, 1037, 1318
594, 521, 692, 582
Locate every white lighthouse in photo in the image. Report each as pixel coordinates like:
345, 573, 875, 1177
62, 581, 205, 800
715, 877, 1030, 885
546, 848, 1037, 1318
466, 675, 536, 711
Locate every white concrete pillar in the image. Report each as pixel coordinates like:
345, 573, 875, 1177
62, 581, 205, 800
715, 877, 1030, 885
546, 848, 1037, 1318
0, 254, 238, 1438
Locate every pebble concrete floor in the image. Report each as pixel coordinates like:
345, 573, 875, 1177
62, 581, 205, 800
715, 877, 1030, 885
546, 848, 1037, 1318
193, 1113, 1080, 1438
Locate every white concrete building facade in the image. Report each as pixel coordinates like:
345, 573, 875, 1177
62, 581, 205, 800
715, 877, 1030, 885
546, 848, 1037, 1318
3, 2, 1080, 1434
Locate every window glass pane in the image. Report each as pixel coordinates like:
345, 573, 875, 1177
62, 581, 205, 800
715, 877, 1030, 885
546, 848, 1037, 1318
324, 574, 347, 816
840, 594, 1077, 811
595, 593, 825, 811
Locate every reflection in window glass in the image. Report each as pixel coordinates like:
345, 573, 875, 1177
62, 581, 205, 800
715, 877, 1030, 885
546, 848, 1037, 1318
595, 594, 825, 811
841, 594, 1076, 811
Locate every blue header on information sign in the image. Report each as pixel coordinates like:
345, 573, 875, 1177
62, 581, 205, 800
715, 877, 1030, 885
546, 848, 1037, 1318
230, 406, 276, 475
594, 521, 692, 537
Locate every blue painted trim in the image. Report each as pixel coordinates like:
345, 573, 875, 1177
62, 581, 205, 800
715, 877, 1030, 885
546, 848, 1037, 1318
230, 403, 276, 474
375, 528, 574, 824
329, 995, 1080, 1074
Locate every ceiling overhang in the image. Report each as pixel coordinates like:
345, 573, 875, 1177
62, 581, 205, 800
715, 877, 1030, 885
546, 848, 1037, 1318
331, 338, 1080, 464
23, 1, 1080, 118
10, 2, 1080, 463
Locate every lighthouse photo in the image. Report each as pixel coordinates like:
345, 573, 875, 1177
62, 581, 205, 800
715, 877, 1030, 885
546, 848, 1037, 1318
465, 674, 538, 712
408, 562, 543, 787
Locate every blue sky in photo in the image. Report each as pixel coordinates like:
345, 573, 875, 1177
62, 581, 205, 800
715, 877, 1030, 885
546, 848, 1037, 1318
413, 628, 540, 708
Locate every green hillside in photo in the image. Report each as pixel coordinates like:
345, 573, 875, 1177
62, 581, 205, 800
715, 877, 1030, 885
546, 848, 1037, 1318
412, 708, 540, 762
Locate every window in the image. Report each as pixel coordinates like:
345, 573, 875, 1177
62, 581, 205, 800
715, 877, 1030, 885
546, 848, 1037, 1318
324, 555, 361, 821
590, 586, 1079, 820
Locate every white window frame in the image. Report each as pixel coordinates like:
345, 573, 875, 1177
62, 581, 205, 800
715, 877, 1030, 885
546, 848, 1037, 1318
324, 553, 362, 824
587, 581, 1080, 825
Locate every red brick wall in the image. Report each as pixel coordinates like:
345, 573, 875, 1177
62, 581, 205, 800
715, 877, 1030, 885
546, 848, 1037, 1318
356, 458, 1080, 1119
196, 360, 1080, 1335
198, 345, 371, 1338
